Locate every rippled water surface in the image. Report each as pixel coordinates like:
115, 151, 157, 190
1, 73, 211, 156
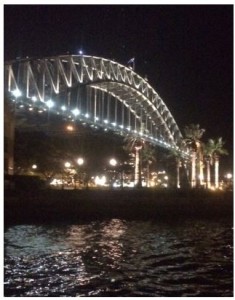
4, 218, 233, 297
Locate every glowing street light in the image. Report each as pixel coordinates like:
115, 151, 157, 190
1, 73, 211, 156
66, 125, 74, 131
32, 164, 37, 169
226, 173, 232, 179
77, 158, 84, 166
109, 158, 117, 167
64, 162, 71, 168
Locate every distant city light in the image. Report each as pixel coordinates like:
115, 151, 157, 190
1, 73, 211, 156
66, 125, 74, 131
85, 113, 90, 118
61, 105, 67, 111
31, 96, 37, 102
32, 164, 37, 169
95, 175, 106, 186
79, 50, 83, 55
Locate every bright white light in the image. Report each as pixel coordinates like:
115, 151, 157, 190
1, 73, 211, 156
32, 96, 37, 102
95, 175, 106, 186
112, 123, 116, 126
12, 89, 22, 98
64, 162, 71, 168
66, 125, 74, 131
226, 173, 232, 179
46, 99, 54, 108
61, 105, 66, 111
79, 50, 83, 55
85, 113, 90, 118
77, 158, 84, 165
50, 178, 62, 186
95, 117, 99, 121
126, 127, 131, 131
32, 164, 37, 169
72, 108, 80, 116
109, 158, 117, 166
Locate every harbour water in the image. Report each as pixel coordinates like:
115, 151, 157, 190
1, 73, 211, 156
4, 218, 233, 297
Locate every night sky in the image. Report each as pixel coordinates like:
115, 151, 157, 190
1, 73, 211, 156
4, 4, 233, 171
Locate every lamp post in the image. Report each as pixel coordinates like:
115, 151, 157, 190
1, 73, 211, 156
109, 158, 117, 188
76, 157, 84, 189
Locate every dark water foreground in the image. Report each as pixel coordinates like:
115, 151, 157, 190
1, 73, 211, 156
4, 189, 233, 296
4, 189, 233, 224
4, 218, 233, 296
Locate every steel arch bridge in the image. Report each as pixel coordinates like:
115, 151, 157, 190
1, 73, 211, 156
4, 55, 186, 153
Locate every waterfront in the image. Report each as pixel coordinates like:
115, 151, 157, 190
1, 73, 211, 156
4, 218, 233, 297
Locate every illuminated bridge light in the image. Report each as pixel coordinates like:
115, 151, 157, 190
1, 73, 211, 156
46, 99, 54, 108
5, 55, 184, 152
12, 89, 22, 98
72, 108, 80, 116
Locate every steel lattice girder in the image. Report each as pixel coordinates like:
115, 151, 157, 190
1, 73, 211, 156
5, 55, 183, 149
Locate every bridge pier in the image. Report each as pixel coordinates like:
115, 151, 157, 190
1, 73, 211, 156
4, 97, 15, 175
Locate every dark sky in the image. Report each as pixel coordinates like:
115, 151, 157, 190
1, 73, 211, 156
4, 4, 233, 171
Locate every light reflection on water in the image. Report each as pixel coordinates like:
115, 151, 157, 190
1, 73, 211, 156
4, 218, 233, 297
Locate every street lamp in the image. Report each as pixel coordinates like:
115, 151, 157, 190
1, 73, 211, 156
109, 158, 117, 166
32, 164, 37, 170
66, 125, 74, 131
77, 158, 84, 166
109, 158, 118, 188
226, 173, 232, 180
64, 162, 71, 168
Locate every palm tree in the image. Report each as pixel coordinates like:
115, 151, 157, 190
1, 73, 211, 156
184, 124, 205, 188
167, 147, 184, 188
123, 134, 145, 187
203, 143, 213, 189
141, 142, 156, 187
205, 137, 228, 189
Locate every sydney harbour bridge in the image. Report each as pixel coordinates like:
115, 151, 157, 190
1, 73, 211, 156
4, 55, 189, 176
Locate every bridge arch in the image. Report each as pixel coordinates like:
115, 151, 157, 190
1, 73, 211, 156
5, 55, 185, 152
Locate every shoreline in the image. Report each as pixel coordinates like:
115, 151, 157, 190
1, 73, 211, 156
4, 189, 233, 224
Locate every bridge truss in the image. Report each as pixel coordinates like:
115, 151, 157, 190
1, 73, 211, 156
5, 55, 187, 154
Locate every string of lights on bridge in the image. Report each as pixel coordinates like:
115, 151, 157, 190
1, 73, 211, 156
10, 88, 190, 158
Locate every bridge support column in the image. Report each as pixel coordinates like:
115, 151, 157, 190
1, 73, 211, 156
4, 98, 15, 175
